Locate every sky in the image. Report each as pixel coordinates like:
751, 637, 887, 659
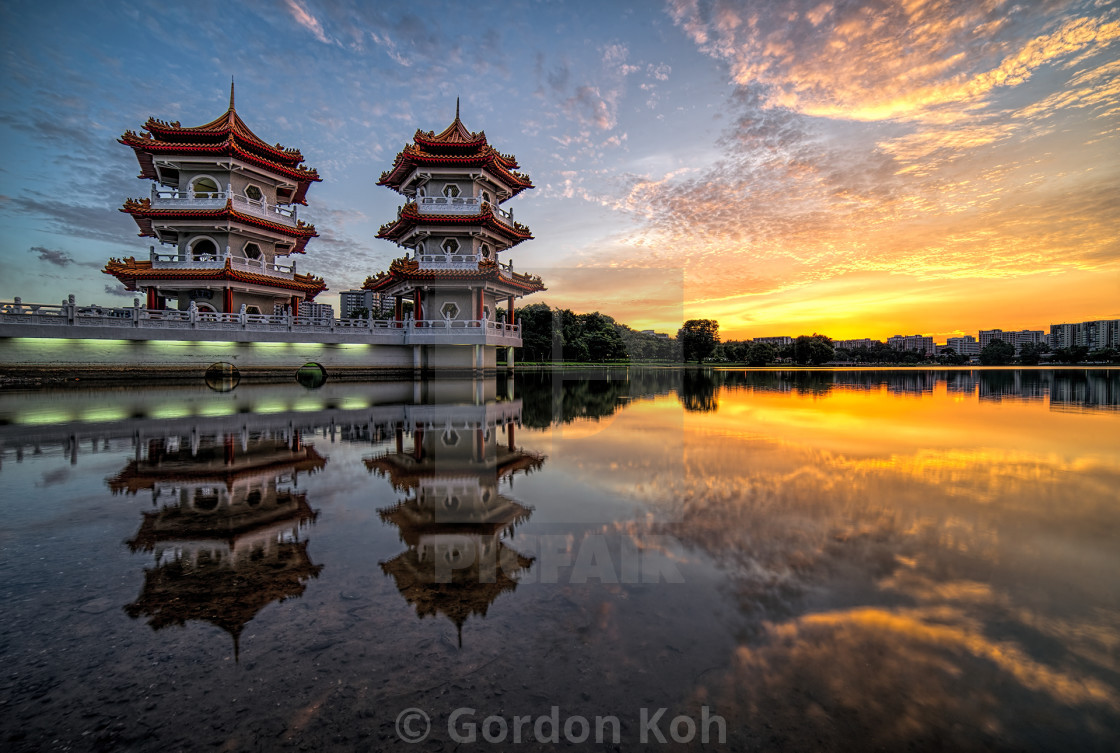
0, 0, 1117, 341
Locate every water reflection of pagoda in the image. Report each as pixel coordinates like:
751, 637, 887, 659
366, 400, 543, 644
112, 430, 326, 657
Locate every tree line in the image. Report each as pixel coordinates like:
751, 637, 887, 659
513, 304, 1120, 365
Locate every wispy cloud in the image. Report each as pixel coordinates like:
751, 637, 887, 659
284, 0, 331, 45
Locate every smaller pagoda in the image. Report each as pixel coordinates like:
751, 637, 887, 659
365, 103, 545, 369
366, 403, 543, 644
106, 83, 327, 315
114, 430, 326, 658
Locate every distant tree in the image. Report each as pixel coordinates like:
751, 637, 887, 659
1089, 347, 1120, 364
743, 341, 777, 366
1052, 345, 1089, 364
516, 303, 556, 361
979, 338, 1016, 365
937, 346, 968, 366
347, 307, 369, 319
678, 319, 720, 363
793, 334, 835, 365
1018, 342, 1048, 365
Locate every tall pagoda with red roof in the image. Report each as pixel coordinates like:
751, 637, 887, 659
106, 83, 327, 315
365, 102, 545, 369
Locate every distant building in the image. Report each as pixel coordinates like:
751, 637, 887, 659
887, 334, 934, 356
640, 329, 670, 340
753, 336, 793, 347
339, 288, 393, 318
946, 335, 980, 357
979, 328, 1046, 354
833, 338, 881, 351
1049, 319, 1120, 350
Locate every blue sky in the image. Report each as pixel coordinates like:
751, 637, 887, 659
1, 0, 1118, 339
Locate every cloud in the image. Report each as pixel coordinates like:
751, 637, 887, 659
668, 1, 1120, 123
284, 0, 331, 44
29, 246, 100, 269
103, 284, 135, 298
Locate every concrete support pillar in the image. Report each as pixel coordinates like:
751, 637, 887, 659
413, 345, 422, 371
506, 346, 515, 371
395, 427, 404, 455
413, 428, 424, 460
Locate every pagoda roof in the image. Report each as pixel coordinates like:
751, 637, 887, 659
119, 84, 320, 204
376, 202, 532, 245
124, 538, 322, 650
103, 256, 328, 297
120, 197, 318, 251
363, 256, 546, 295
109, 445, 328, 494
378, 105, 533, 196
364, 446, 546, 491
379, 544, 533, 638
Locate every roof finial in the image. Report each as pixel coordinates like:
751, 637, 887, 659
229, 78, 235, 111
455, 97, 460, 121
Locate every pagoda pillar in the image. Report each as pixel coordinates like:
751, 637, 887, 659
507, 422, 515, 451
395, 295, 403, 327
395, 427, 404, 455
507, 297, 515, 325
146, 288, 157, 310
224, 287, 233, 315
414, 290, 423, 325
476, 289, 484, 325
413, 428, 424, 460
290, 296, 300, 317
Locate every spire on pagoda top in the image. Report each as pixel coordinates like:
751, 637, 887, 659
377, 101, 534, 196
119, 84, 321, 202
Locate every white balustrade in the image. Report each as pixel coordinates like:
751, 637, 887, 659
0, 298, 521, 344
417, 253, 481, 270
149, 250, 296, 280
150, 187, 298, 226
416, 196, 517, 228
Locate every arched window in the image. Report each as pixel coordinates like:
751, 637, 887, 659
442, 238, 460, 255
191, 176, 220, 198
190, 237, 219, 261
443, 184, 460, 198
243, 242, 262, 260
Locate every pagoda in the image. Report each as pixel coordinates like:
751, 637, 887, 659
364, 102, 545, 369
365, 398, 543, 645
114, 429, 327, 659
106, 83, 327, 316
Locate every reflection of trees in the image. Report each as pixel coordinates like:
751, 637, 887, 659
678, 369, 721, 413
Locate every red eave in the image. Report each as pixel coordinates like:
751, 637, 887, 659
363, 258, 545, 294
120, 199, 318, 252
376, 203, 532, 245
103, 257, 327, 297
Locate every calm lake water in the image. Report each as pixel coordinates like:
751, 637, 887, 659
1, 368, 1118, 752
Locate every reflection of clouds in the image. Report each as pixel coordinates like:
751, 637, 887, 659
697, 603, 1120, 751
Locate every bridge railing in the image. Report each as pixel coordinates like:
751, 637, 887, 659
0, 297, 521, 343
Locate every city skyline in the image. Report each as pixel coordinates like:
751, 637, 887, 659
1, 0, 1118, 341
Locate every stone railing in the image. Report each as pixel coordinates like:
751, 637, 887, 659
0, 296, 521, 345
149, 249, 296, 280
151, 187, 298, 226
417, 253, 481, 270
417, 196, 516, 228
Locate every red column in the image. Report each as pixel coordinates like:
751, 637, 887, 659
507, 422, 515, 451
507, 296, 515, 325
395, 427, 404, 455
395, 295, 403, 327
146, 288, 157, 309
414, 291, 422, 325
291, 296, 300, 317
413, 427, 424, 460
224, 434, 236, 465
224, 288, 233, 314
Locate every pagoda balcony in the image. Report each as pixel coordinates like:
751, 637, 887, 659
150, 250, 297, 280
150, 187, 299, 226
417, 253, 481, 270
417, 196, 516, 228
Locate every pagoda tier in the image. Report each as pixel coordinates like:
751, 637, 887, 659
378, 106, 533, 200
364, 257, 544, 296
120, 197, 318, 253
119, 83, 320, 205
103, 256, 327, 297
376, 201, 532, 247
